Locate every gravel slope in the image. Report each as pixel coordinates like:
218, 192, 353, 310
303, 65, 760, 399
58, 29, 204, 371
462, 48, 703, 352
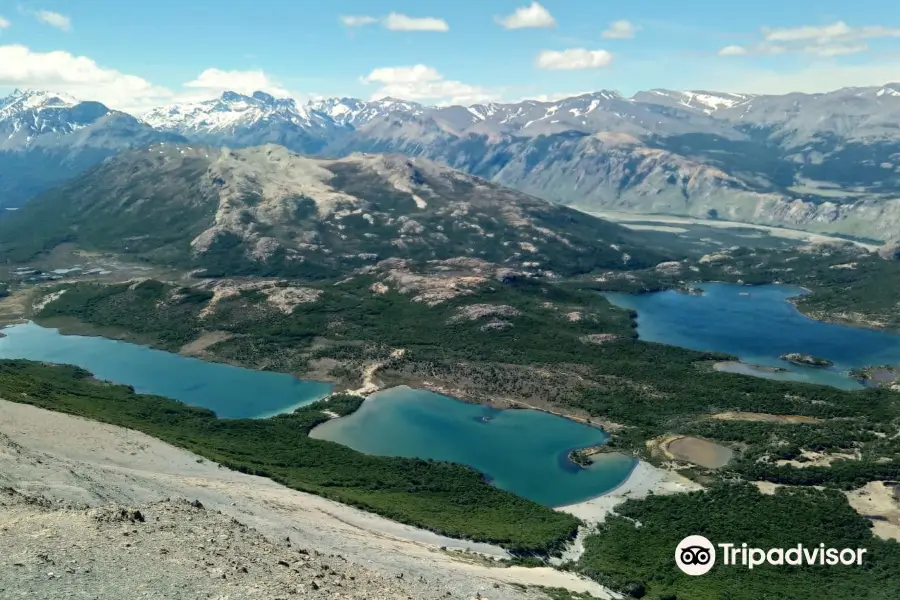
0, 399, 617, 599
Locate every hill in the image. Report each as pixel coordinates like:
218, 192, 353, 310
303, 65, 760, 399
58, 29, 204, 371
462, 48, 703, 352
0, 143, 670, 278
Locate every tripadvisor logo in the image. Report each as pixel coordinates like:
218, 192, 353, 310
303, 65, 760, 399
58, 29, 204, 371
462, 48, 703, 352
675, 535, 868, 576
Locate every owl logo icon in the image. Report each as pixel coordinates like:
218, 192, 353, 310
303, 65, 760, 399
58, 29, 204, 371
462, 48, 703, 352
675, 535, 716, 575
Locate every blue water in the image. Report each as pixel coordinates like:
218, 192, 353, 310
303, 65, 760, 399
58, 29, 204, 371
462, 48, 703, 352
605, 283, 900, 389
0, 322, 332, 418
311, 386, 637, 507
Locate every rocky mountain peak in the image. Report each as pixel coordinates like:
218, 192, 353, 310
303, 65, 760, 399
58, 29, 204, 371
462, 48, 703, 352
0, 89, 80, 115
251, 90, 275, 103
139, 93, 360, 163
875, 83, 900, 98
0, 89, 116, 142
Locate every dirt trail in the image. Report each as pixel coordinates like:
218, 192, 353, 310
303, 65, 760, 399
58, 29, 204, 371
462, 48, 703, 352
0, 399, 617, 599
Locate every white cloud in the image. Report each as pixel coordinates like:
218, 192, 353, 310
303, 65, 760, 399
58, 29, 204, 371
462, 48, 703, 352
708, 60, 900, 94
763, 21, 900, 43
518, 91, 592, 102
361, 64, 494, 105
183, 68, 291, 98
0, 44, 171, 112
804, 44, 868, 57
338, 12, 449, 32
496, 2, 556, 30
718, 45, 748, 56
0, 16, 11, 29
339, 15, 377, 27
35, 10, 71, 32
383, 13, 448, 32
536, 49, 613, 70
363, 65, 440, 85
721, 21, 900, 57
756, 43, 788, 55
602, 20, 637, 40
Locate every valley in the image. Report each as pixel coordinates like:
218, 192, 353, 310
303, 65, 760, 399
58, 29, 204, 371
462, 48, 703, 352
2, 86, 900, 599
3, 249, 900, 598
587, 210, 882, 251
6, 0, 900, 595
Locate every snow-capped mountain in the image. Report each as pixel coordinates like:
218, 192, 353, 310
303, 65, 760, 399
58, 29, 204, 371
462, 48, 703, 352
0, 89, 115, 146
133, 84, 900, 147
875, 84, 900, 98
632, 89, 753, 114
137, 88, 736, 142
420, 90, 744, 138
0, 89, 79, 121
417, 91, 629, 134
140, 91, 352, 153
308, 96, 424, 127
142, 90, 335, 134
4, 83, 900, 238
0, 88, 182, 207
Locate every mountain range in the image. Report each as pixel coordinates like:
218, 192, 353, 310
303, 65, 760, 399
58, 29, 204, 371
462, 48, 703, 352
0, 90, 183, 206
2, 85, 900, 240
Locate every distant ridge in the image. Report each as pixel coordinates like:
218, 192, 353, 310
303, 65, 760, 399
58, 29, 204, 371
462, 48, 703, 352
2, 84, 900, 240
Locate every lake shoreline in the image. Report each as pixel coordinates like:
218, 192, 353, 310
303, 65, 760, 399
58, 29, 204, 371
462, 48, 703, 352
27, 316, 339, 388
0, 321, 335, 419
411, 379, 626, 432
785, 293, 893, 333
555, 460, 702, 524
12, 315, 627, 435
607, 283, 900, 390
311, 385, 636, 508
713, 360, 788, 374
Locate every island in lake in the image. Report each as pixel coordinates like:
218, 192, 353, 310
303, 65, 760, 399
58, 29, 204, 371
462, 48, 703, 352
779, 353, 834, 368
569, 445, 605, 468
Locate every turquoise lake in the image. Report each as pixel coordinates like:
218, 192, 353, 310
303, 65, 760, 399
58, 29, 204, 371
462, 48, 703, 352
0, 321, 636, 506
0, 322, 333, 418
604, 283, 900, 389
310, 386, 638, 507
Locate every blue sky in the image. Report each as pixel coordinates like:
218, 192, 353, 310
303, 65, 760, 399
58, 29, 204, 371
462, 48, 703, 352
1, 0, 900, 112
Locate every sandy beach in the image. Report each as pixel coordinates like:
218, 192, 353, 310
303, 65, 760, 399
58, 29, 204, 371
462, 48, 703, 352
556, 460, 702, 525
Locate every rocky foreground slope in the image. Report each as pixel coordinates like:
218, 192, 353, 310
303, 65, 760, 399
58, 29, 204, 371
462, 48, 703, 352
0, 399, 615, 600
2, 492, 435, 600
